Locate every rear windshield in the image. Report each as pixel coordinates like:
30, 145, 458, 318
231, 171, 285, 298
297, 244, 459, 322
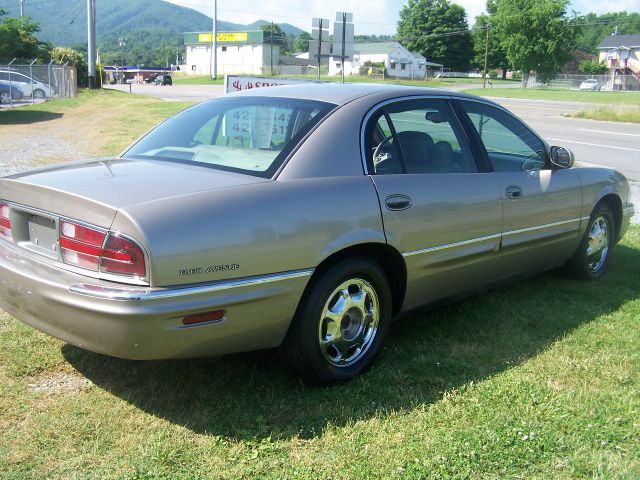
123, 96, 335, 178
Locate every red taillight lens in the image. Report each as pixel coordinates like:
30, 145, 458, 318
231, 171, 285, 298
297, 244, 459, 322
60, 220, 146, 279
0, 203, 13, 242
60, 221, 106, 271
100, 234, 146, 277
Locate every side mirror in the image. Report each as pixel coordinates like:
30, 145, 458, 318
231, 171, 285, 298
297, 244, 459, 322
549, 146, 574, 169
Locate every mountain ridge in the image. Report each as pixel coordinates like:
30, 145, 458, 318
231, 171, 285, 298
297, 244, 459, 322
0, 0, 305, 46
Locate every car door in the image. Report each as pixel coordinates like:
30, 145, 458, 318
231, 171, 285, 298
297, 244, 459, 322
363, 97, 502, 311
454, 99, 583, 274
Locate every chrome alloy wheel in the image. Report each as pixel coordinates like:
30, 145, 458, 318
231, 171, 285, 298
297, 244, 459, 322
318, 278, 380, 368
586, 216, 609, 273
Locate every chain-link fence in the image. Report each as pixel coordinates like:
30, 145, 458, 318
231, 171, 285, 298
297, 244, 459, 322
525, 72, 639, 91
0, 61, 77, 107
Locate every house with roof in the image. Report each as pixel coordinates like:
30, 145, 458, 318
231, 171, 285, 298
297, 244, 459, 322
597, 34, 640, 90
328, 41, 443, 79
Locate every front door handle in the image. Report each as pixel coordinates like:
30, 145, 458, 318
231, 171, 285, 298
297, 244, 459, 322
505, 185, 523, 200
385, 194, 412, 211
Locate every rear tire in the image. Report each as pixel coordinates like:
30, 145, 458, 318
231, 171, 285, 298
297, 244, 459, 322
33, 89, 46, 99
566, 203, 615, 280
280, 258, 392, 385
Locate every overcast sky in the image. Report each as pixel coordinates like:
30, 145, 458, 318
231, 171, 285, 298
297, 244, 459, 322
165, 0, 640, 35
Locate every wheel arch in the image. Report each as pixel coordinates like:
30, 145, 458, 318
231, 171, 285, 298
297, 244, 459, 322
305, 243, 407, 317
596, 193, 622, 241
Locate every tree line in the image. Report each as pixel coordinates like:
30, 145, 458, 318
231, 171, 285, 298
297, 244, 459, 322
398, 0, 639, 81
2, 1, 639, 85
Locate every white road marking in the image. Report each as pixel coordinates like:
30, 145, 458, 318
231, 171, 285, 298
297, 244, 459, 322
578, 128, 640, 137
545, 138, 640, 153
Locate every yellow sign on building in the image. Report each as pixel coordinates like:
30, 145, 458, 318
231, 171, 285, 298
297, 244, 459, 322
217, 32, 248, 42
198, 32, 248, 43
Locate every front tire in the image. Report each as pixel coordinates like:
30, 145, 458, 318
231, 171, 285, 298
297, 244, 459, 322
567, 203, 615, 279
280, 258, 392, 385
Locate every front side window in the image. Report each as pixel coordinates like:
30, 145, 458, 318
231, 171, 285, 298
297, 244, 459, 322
124, 97, 335, 178
458, 101, 547, 172
364, 99, 477, 175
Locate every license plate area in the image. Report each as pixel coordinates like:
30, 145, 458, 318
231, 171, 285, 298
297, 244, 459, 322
14, 211, 59, 259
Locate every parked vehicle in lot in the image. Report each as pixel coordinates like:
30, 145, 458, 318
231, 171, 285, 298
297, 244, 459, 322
144, 74, 157, 84
0, 84, 633, 384
154, 74, 172, 86
579, 78, 601, 91
0, 80, 24, 103
0, 70, 53, 98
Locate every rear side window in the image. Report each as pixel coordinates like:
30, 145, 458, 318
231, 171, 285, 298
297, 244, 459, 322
458, 100, 547, 172
124, 96, 335, 178
364, 99, 477, 174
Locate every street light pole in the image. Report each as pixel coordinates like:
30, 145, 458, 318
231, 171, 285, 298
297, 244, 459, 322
87, 0, 97, 89
19, 0, 24, 16
211, 0, 217, 79
483, 24, 489, 89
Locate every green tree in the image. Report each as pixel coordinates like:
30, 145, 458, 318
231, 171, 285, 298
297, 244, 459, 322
472, 13, 510, 78
51, 47, 88, 87
574, 11, 640, 54
260, 23, 290, 55
578, 59, 608, 75
491, 0, 579, 85
0, 12, 51, 62
397, 0, 473, 71
293, 31, 311, 53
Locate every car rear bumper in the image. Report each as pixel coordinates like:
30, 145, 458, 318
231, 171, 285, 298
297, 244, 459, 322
0, 239, 311, 359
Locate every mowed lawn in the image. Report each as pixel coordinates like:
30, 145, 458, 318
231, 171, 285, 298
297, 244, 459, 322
0, 91, 639, 479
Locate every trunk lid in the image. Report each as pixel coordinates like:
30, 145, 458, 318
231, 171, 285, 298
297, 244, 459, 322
1, 157, 269, 228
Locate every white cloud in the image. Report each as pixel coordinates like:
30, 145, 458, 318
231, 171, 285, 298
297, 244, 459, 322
165, 0, 637, 35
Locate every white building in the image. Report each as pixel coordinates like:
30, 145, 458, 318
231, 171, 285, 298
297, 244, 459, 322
184, 31, 282, 76
328, 42, 442, 79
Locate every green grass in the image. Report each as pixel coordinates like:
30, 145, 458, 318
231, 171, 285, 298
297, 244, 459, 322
570, 106, 640, 123
0, 87, 638, 478
0, 89, 191, 158
1, 226, 639, 478
464, 87, 640, 105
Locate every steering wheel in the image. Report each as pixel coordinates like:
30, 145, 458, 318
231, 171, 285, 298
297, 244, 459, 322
372, 136, 395, 166
520, 151, 546, 171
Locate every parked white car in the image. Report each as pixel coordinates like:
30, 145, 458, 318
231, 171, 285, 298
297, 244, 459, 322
579, 79, 601, 91
0, 70, 54, 98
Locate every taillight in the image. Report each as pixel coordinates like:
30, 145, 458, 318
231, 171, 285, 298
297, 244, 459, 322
60, 221, 106, 271
0, 203, 13, 242
101, 234, 146, 277
60, 220, 146, 279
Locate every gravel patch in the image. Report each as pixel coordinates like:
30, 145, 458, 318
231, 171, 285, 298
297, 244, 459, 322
27, 372, 92, 395
0, 135, 78, 177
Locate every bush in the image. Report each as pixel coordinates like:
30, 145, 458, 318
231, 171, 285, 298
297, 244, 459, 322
511, 70, 522, 80
359, 60, 387, 76
579, 59, 608, 75
488, 69, 498, 79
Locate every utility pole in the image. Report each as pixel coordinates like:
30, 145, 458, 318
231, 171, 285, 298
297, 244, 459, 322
483, 24, 489, 89
316, 19, 323, 80
87, 0, 97, 89
19, 0, 24, 16
270, 21, 274, 75
211, 0, 217, 79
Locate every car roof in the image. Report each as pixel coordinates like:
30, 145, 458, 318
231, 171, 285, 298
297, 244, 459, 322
227, 82, 483, 106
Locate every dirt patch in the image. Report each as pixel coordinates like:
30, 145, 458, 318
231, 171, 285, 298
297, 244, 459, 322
27, 372, 92, 395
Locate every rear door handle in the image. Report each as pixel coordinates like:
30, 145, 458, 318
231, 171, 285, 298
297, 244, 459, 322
385, 194, 412, 211
505, 185, 523, 200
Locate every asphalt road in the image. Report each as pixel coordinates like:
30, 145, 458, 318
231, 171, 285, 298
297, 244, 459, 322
489, 97, 640, 181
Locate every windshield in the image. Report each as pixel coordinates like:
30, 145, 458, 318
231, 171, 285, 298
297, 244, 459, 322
123, 96, 336, 178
